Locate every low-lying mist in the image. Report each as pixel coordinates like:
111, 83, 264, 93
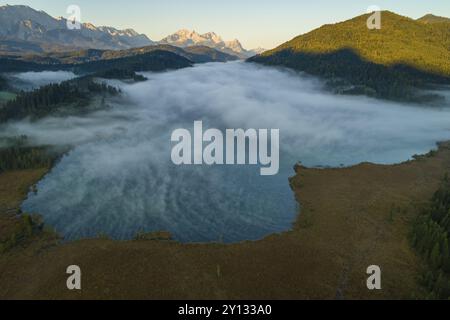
6, 71, 77, 91
3, 62, 449, 242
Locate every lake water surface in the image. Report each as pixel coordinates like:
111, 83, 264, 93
17, 62, 450, 242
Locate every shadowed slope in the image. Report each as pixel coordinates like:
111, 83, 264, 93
249, 11, 450, 101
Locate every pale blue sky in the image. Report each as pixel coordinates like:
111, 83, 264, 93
2, 0, 450, 49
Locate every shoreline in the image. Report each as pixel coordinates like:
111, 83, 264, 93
1, 141, 450, 299
14, 141, 446, 246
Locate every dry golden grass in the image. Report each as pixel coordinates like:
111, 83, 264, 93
1, 144, 450, 299
0, 169, 48, 242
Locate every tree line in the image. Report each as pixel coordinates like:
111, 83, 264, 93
0, 49, 192, 74
411, 174, 450, 299
249, 12, 450, 103
0, 136, 58, 172
0, 77, 120, 122
250, 48, 450, 102
0, 75, 7, 90
93, 69, 147, 82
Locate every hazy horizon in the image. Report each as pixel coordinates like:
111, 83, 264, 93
2, 0, 449, 49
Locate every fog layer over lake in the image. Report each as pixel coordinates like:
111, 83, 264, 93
6, 71, 77, 91
9, 62, 450, 242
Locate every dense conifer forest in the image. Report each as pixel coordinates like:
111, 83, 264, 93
0, 75, 7, 90
0, 49, 192, 73
0, 77, 119, 122
0, 136, 58, 173
412, 175, 450, 299
249, 11, 450, 102
92, 69, 147, 81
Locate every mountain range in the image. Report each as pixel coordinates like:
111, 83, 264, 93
160, 29, 263, 58
0, 5, 262, 58
0, 5, 154, 52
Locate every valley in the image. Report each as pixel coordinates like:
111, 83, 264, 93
1, 4, 450, 300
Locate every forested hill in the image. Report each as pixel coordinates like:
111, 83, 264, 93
0, 49, 193, 73
0, 44, 238, 73
249, 11, 450, 101
71, 50, 192, 74
76, 45, 239, 64
0, 77, 119, 122
417, 14, 450, 24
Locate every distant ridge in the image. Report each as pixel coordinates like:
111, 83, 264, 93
417, 14, 450, 24
159, 29, 263, 58
0, 4, 154, 53
0, 5, 261, 58
0, 44, 239, 73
